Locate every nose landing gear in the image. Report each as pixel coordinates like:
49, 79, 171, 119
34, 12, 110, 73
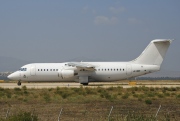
17, 81, 21, 86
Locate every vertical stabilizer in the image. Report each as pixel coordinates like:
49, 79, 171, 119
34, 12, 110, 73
132, 39, 172, 65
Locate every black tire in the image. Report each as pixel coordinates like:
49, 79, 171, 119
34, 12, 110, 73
17, 81, 21, 86
81, 83, 88, 86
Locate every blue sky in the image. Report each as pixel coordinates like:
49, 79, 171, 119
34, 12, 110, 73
0, 0, 180, 72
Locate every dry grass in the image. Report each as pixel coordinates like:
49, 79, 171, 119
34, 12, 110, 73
0, 86, 180, 120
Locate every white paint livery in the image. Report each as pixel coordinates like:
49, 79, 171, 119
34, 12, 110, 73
8, 39, 172, 85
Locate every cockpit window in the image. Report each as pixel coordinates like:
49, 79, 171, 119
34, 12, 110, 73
19, 68, 27, 71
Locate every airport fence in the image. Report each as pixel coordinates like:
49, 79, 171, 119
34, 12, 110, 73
0, 103, 180, 121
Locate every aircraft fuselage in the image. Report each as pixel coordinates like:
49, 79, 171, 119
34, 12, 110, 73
9, 62, 160, 82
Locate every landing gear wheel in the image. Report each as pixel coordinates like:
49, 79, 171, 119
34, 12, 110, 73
17, 81, 21, 86
81, 83, 88, 86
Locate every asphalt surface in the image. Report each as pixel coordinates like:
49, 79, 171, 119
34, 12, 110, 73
0, 81, 180, 88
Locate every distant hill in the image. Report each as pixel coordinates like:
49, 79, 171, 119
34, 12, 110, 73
0, 56, 30, 71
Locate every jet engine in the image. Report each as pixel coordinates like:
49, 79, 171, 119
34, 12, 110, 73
59, 70, 74, 79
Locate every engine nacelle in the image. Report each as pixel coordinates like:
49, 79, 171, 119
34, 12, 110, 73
59, 70, 74, 79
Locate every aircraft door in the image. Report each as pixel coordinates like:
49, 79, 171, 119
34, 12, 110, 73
126, 64, 132, 76
58, 66, 64, 79
30, 66, 36, 76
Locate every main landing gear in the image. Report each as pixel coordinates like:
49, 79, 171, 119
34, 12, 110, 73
17, 81, 21, 86
81, 83, 88, 86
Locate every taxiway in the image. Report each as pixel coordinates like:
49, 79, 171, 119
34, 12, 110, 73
0, 81, 180, 89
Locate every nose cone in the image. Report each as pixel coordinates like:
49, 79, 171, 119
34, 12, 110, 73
7, 71, 20, 80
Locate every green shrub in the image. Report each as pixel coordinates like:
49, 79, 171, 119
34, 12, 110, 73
117, 86, 123, 91
171, 87, 177, 91
133, 94, 138, 98
43, 93, 51, 102
97, 87, 104, 93
48, 88, 53, 91
138, 98, 142, 101
56, 87, 60, 91
100, 90, 113, 100
71, 87, 86, 96
6, 93, 12, 98
118, 92, 122, 95
131, 91, 135, 94
0, 87, 4, 91
146, 92, 155, 97
22, 85, 27, 90
163, 87, 168, 91
150, 87, 155, 91
134, 87, 139, 91
130, 87, 138, 91
23, 90, 29, 95
164, 92, 170, 97
155, 87, 159, 91
14, 87, 21, 91
138, 94, 145, 99
61, 92, 69, 99
145, 99, 152, 105
7, 111, 38, 121
56, 88, 75, 99
112, 94, 118, 100
157, 93, 164, 98
85, 88, 97, 95
143, 86, 149, 91
176, 87, 180, 90
107, 87, 114, 91
0, 92, 5, 97
162, 89, 166, 93
23, 98, 28, 102
33, 94, 39, 98
171, 92, 176, 96
140, 86, 149, 92
176, 94, 180, 98
121, 93, 129, 99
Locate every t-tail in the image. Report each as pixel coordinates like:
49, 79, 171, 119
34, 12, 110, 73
131, 39, 172, 67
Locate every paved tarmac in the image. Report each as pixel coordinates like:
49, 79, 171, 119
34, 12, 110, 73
0, 81, 180, 89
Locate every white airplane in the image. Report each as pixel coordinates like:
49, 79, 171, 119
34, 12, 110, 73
8, 39, 172, 86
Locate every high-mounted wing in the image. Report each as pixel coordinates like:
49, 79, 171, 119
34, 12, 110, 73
67, 62, 96, 71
